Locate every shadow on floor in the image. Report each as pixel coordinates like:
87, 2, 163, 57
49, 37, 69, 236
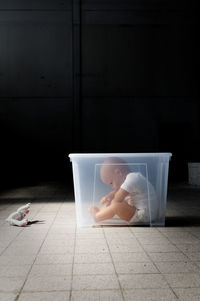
0, 181, 73, 202
165, 216, 200, 227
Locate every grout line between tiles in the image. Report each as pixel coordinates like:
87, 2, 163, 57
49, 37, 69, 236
131, 227, 179, 299
69, 222, 77, 301
14, 201, 64, 301
157, 227, 199, 262
103, 227, 133, 301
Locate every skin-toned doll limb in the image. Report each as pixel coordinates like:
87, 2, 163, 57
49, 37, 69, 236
100, 190, 116, 207
89, 188, 136, 222
89, 201, 136, 222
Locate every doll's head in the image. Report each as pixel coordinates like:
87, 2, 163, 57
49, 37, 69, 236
100, 157, 130, 190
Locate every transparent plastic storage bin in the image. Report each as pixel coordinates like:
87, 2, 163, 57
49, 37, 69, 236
69, 153, 172, 227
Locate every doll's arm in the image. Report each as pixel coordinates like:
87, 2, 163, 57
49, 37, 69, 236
100, 190, 116, 206
111, 188, 129, 204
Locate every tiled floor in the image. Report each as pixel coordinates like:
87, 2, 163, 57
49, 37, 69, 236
0, 183, 200, 301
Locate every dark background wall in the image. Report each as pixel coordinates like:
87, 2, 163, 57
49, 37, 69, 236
0, 0, 199, 189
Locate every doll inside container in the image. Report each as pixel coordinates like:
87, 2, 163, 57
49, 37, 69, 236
89, 157, 157, 224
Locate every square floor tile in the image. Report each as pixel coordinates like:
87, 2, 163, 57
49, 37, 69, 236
29, 264, 72, 277
18, 292, 70, 301
76, 233, 105, 239
176, 244, 200, 253
114, 262, 158, 274
0, 277, 24, 293
137, 237, 170, 245
111, 252, 150, 262
23, 276, 72, 292
76, 228, 103, 234
106, 237, 138, 244
39, 244, 74, 254
123, 288, 177, 301
164, 273, 200, 288
143, 244, 179, 253
173, 288, 200, 301
71, 290, 124, 301
168, 237, 200, 245
158, 228, 186, 233
118, 274, 168, 289
155, 262, 199, 273
73, 263, 115, 275
46, 233, 75, 240
72, 275, 120, 290
3, 244, 40, 256
0, 255, 36, 265
185, 253, 200, 261
192, 232, 200, 239
0, 293, 18, 301
75, 244, 109, 254
131, 228, 159, 233
195, 262, 200, 268
148, 252, 188, 262
109, 243, 143, 253
162, 232, 197, 239
43, 238, 75, 246
134, 232, 165, 238
0, 265, 31, 277
0, 241, 11, 249
74, 253, 112, 264
35, 253, 74, 264
49, 227, 75, 234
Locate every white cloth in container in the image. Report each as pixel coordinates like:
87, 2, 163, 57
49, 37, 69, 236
120, 172, 157, 224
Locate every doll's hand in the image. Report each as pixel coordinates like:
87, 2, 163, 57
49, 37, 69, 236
100, 191, 115, 206
100, 196, 110, 206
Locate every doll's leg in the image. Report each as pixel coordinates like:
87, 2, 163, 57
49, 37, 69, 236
95, 201, 136, 222
93, 204, 116, 222
94, 201, 136, 222
89, 202, 136, 223
88, 206, 100, 218
113, 201, 136, 222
